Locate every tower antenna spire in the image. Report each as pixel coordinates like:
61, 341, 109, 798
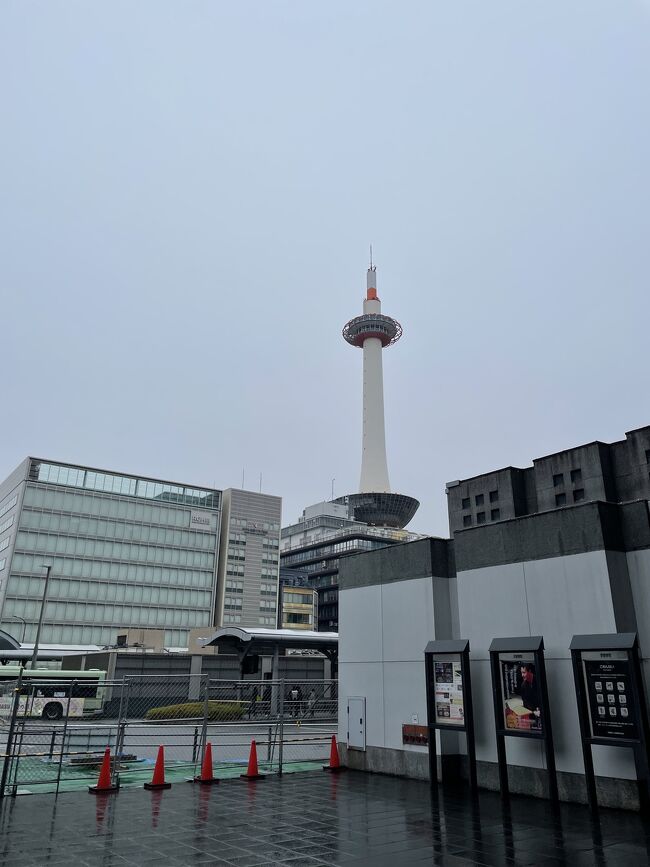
369, 244, 373, 269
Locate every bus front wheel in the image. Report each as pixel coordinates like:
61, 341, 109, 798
42, 703, 63, 721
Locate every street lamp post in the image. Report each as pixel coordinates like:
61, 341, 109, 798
30, 565, 51, 670
8, 616, 27, 644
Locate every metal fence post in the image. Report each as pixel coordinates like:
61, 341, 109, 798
0, 673, 23, 799
278, 679, 284, 777
113, 679, 130, 788
198, 677, 209, 775
54, 680, 75, 796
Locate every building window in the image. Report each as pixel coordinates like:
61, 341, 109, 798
476, 512, 486, 524
491, 509, 500, 521
646, 449, 650, 464
475, 494, 484, 507
555, 493, 566, 506
553, 474, 564, 488
461, 498, 470, 510
463, 515, 472, 528
489, 490, 498, 503
570, 468, 582, 484
573, 489, 585, 502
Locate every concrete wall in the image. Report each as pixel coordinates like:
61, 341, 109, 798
337, 538, 453, 778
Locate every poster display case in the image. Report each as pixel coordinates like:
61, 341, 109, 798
424, 639, 476, 790
489, 636, 558, 803
570, 633, 650, 812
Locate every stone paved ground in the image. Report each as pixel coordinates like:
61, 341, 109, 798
1, 770, 649, 866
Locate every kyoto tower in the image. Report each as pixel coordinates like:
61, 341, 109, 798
340, 260, 419, 528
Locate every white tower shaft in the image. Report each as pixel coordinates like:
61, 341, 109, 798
360, 333, 390, 492
360, 268, 390, 493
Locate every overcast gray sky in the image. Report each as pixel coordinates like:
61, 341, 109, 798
2, 1, 649, 536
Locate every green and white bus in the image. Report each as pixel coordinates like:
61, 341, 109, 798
0, 667, 106, 720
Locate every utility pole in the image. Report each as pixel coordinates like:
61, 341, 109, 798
30, 565, 51, 670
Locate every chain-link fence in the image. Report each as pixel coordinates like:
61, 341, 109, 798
0, 676, 337, 796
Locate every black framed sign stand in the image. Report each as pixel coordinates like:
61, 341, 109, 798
424, 639, 477, 790
570, 632, 650, 813
489, 636, 558, 804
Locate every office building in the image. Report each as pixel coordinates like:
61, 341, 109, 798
280, 500, 422, 630
0, 458, 282, 648
216, 488, 281, 628
0, 458, 221, 648
277, 570, 317, 631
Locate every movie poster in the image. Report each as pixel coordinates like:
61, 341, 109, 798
500, 656, 543, 734
433, 658, 465, 726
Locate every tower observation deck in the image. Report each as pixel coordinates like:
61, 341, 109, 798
339, 264, 419, 529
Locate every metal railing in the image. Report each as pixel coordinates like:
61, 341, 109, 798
0, 676, 337, 796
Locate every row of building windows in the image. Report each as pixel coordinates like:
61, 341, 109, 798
0, 514, 15, 535
283, 591, 313, 605
553, 469, 582, 487
0, 537, 9, 553
20, 510, 217, 551
0, 495, 18, 520
281, 538, 382, 567
6, 575, 211, 607
229, 518, 280, 532
16, 532, 215, 569
23, 486, 209, 530
260, 599, 276, 610
0, 559, 5, 572
224, 597, 242, 609
284, 612, 312, 625
226, 565, 244, 576
463, 509, 500, 527
12, 553, 214, 588
461, 490, 498, 510
556, 490, 585, 506
225, 579, 244, 591
0, 620, 191, 647
223, 614, 241, 623
30, 461, 219, 508
259, 616, 276, 626
3, 597, 209, 628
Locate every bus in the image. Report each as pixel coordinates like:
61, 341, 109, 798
0, 667, 106, 721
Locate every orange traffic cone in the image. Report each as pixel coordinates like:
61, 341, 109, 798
194, 741, 219, 785
323, 735, 345, 773
89, 747, 119, 793
144, 745, 172, 790
240, 739, 265, 780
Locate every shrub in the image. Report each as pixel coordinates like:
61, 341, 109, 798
145, 700, 246, 721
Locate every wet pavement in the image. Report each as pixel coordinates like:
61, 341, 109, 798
1, 769, 649, 866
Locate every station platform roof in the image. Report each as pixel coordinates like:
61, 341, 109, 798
199, 626, 338, 660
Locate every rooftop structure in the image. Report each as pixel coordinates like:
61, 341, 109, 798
342, 262, 418, 528
446, 425, 650, 534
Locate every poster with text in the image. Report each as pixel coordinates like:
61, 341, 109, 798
500, 657, 543, 734
582, 655, 639, 741
433, 659, 465, 726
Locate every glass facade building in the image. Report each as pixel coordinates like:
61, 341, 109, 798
0, 458, 222, 647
